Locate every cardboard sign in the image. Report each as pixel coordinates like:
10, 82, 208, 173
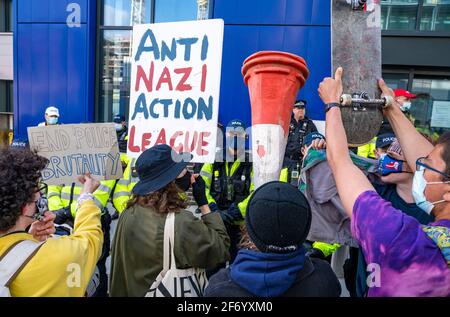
127, 19, 224, 163
28, 123, 123, 185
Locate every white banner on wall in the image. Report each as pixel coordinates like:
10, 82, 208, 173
127, 19, 224, 163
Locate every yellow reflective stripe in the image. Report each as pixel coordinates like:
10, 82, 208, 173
229, 160, 241, 177
279, 168, 288, 183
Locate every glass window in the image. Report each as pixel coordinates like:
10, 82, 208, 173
411, 77, 450, 136
381, 0, 419, 31
154, 0, 198, 23
382, 72, 409, 90
0, 80, 13, 113
421, 0, 450, 31
98, 30, 132, 122
103, 0, 152, 26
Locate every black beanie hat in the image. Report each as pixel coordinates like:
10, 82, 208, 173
245, 181, 312, 253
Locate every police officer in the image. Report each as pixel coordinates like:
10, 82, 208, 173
283, 100, 318, 181
113, 114, 128, 154
38, 106, 60, 126
200, 119, 253, 261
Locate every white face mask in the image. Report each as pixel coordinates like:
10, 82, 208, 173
115, 124, 123, 132
412, 169, 449, 214
400, 102, 412, 112
46, 117, 58, 125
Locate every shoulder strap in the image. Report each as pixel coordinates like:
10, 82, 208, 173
69, 183, 75, 206
162, 213, 176, 273
0, 240, 45, 288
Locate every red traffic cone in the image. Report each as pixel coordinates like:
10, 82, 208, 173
242, 51, 309, 188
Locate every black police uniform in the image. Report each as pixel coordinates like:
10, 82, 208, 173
116, 127, 128, 153
284, 115, 317, 170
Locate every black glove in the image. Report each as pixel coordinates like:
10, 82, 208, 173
218, 204, 244, 225
53, 207, 73, 225
192, 176, 208, 207
306, 247, 326, 261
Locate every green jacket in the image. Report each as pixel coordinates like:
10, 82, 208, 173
109, 206, 230, 297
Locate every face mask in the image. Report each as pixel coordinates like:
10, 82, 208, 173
400, 102, 411, 112
412, 170, 447, 214
378, 154, 407, 176
47, 117, 58, 125
25, 196, 48, 221
115, 124, 123, 132
175, 171, 192, 192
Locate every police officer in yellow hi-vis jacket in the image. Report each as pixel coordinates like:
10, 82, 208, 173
48, 178, 117, 297
200, 119, 253, 261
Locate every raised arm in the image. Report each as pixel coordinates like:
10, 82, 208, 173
318, 67, 375, 217
378, 79, 434, 171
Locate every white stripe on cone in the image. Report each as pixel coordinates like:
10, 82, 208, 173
251, 124, 287, 189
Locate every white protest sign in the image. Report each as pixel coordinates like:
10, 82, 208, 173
28, 123, 123, 185
127, 19, 224, 163
431, 101, 450, 129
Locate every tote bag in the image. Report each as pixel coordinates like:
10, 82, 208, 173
145, 212, 208, 297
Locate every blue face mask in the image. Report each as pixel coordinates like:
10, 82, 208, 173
378, 154, 406, 176
47, 117, 58, 125
412, 169, 448, 215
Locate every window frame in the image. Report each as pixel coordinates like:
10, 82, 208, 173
381, 0, 450, 36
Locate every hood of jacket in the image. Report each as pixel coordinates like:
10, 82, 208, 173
230, 248, 306, 297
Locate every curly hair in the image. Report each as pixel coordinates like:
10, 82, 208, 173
0, 149, 49, 232
126, 182, 188, 214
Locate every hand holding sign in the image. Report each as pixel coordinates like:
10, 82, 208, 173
78, 173, 100, 195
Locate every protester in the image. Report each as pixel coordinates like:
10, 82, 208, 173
318, 67, 450, 296
355, 138, 435, 296
204, 181, 341, 297
283, 100, 318, 174
38, 106, 60, 126
109, 144, 230, 297
0, 148, 103, 296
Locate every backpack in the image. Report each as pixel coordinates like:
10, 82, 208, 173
0, 240, 45, 297
145, 212, 208, 297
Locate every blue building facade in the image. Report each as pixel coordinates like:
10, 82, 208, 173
12, 0, 331, 139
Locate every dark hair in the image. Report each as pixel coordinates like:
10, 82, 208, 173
126, 182, 188, 214
437, 132, 450, 177
239, 225, 259, 251
0, 149, 48, 232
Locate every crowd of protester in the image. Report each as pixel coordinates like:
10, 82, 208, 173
0, 68, 449, 297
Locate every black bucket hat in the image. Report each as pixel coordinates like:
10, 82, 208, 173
132, 144, 192, 196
